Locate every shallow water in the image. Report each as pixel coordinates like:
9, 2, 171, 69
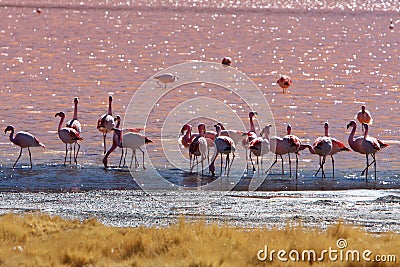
0, 1, 399, 192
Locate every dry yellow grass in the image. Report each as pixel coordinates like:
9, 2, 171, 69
0, 213, 398, 267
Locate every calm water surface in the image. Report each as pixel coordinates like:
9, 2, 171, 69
0, 0, 399, 191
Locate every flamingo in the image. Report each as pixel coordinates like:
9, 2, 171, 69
103, 116, 123, 168
97, 95, 115, 154
179, 124, 197, 148
221, 57, 232, 66
154, 73, 178, 89
110, 129, 153, 169
276, 75, 292, 94
103, 116, 145, 168
249, 135, 270, 171
241, 112, 258, 170
346, 120, 388, 180
66, 97, 81, 133
264, 124, 303, 178
4, 125, 45, 169
311, 135, 332, 178
209, 124, 236, 176
215, 122, 246, 145
315, 122, 350, 177
188, 124, 208, 174
356, 105, 373, 132
55, 112, 83, 165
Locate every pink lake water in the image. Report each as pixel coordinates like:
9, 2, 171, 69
0, 0, 399, 191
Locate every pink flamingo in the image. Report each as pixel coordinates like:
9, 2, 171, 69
66, 97, 81, 133
221, 57, 232, 66
311, 135, 332, 178
347, 120, 388, 180
56, 112, 83, 165
356, 105, 373, 132
188, 124, 208, 174
209, 124, 236, 176
277, 75, 292, 94
264, 124, 302, 178
317, 122, 350, 177
97, 96, 115, 154
179, 124, 197, 148
242, 112, 258, 170
249, 135, 270, 171
4, 125, 45, 169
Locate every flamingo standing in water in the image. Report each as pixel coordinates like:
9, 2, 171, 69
154, 73, 178, 89
264, 124, 303, 178
311, 135, 332, 179
209, 124, 236, 176
315, 122, 350, 177
242, 112, 258, 170
97, 95, 115, 154
103, 116, 145, 168
188, 124, 208, 174
4, 125, 45, 169
277, 75, 292, 94
249, 134, 270, 171
356, 105, 373, 132
56, 112, 83, 165
346, 120, 388, 180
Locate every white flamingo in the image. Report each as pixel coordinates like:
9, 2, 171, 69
97, 95, 115, 154
209, 124, 236, 176
111, 128, 153, 169
347, 120, 388, 180
154, 73, 178, 89
4, 125, 45, 169
249, 135, 270, 171
56, 112, 83, 165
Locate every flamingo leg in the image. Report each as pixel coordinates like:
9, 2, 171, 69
69, 144, 73, 164
295, 153, 299, 179
288, 153, 292, 178
331, 155, 335, 178
28, 147, 33, 169
265, 154, 278, 174
372, 154, 376, 181
64, 143, 68, 166
118, 147, 124, 168
139, 148, 145, 169
321, 156, 326, 178
123, 148, 128, 167
12, 147, 23, 169
129, 150, 134, 168
361, 154, 369, 179
249, 152, 256, 172
227, 153, 235, 176
74, 142, 80, 164
103, 133, 107, 154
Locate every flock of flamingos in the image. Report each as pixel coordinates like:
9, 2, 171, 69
4, 61, 389, 180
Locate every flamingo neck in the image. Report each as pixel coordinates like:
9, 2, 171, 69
7, 129, 15, 143
73, 101, 78, 120
348, 124, 357, 144
249, 116, 255, 132
185, 126, 192, 140
58, 115, 65, 132
324, 126, 329, 137
108, 98, 113, 115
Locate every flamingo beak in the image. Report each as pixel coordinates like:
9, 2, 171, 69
346, 123, 351, 129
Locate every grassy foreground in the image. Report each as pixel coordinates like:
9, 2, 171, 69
0, 213, 398, 267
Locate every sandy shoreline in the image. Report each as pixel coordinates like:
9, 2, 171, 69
1, 189, 399, 233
